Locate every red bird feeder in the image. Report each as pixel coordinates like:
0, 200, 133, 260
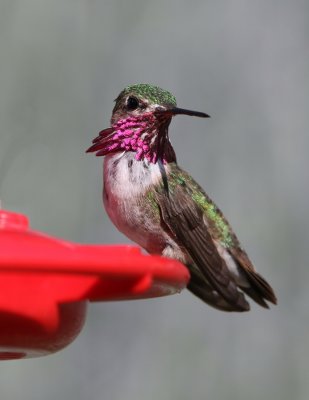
0, 209, 189, 360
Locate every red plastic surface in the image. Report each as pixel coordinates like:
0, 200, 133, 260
0, 210, 189, 360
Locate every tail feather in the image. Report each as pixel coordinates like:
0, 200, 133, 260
241, 286, 269, 309
242, 268, 277, 306
230, 247, 277, 307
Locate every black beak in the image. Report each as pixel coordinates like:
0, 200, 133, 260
171, 107, 210, 118
156, 107, 210, 118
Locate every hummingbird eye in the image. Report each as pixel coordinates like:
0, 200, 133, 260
126, 96, 139, 111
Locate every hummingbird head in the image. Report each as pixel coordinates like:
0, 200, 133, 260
87, 84, 209, 164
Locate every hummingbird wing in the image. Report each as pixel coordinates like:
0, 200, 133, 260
154, 167, 276, 311
155, 186, 250, 311
187, 267, 247, 311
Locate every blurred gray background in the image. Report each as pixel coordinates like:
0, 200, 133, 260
0, 0, 308, 399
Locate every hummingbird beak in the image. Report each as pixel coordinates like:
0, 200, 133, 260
156, 106, 210, 118
170, 107, 210, 118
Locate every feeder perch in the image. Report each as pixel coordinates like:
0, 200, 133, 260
0, 209, 189, 360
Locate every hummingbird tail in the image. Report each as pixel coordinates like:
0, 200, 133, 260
230, 248, 277, 307
240, 269, 277, 307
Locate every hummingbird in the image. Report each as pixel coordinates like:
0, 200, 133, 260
87, 84, 277, 311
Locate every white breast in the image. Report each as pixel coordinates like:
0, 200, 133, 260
102, 152, 172, 253
103, 152, 163, 198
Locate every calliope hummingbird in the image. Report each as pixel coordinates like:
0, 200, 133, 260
87, 84, 277, 311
